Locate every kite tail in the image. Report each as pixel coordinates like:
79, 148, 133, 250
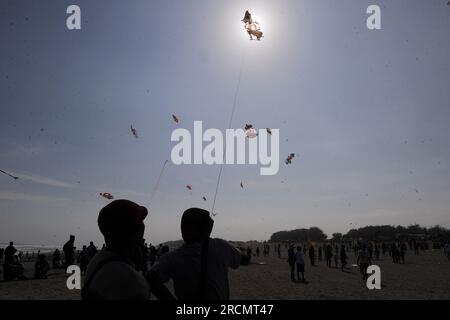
211, 51, 245, 216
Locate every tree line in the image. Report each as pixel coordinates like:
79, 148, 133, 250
269, 224, 450, 243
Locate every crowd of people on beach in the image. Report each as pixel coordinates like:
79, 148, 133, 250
280, 237, 450, 283
1, 200, 450, 300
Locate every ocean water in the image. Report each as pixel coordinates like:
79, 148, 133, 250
0, 243, 59, 254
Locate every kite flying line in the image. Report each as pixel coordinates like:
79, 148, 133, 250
211, 52, 246, 216
149, 159, 169, 205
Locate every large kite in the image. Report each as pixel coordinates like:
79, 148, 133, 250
242, 10, 263, 40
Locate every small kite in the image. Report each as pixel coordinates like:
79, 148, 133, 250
99, 192, 114, 200
130, 125, 138, 138
266, 128, 272, 135
240, 181, 244, 188
172, 114, 179, 123
285, 153, 295, 165
202, 196, 207, 201
186, 185, 192, 191
0, 169, 19, 180
244, 124, 257, 138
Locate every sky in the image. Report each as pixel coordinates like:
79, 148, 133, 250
1, 0, 450, 247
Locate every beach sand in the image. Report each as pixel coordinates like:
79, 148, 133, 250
1, 248, 449, 300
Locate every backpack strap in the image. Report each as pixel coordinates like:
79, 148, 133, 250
81, 255, 130, 300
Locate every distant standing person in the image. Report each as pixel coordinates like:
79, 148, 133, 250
325, 244, 333, 268
77, 245, 90, 275
247, 246, 252, 260
4, 242, 17, 268
413, 241, 420, 255
35, 254, 50, 279
334, 250, 339, 268
52, 249, 62, 269
86, 241, 98, 261
63, 235, 76, 268
295, 246, 306, 283
444, 243, 450, 260
357, 246, 371, 280
3, 242, 17, 280
400, 242, 407, 264
374, 245, 380, 260
391, 243, 399, 263
287, 246, 296, 281
340, 245, 348, 271
308, 245, 315, 266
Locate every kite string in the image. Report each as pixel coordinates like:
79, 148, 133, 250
211, 52, 245, 215
149, 159, 168, 205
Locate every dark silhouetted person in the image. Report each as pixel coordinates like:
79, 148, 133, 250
82, 199, 150, 300
308, 245, 315, 266
325, 244, 333, 268
444, 243, 450, 260
148, 208, 250, 300
340, 245, 348, 271
391, 243, 400, 263
63, 235, 75, 268
86, 241, 97, 261
295, 246, 306, 282
287, 246, 296, 281
4, 242, 17, 267
368, 243, 373, 261
400, 242, 407, 264
78, 246, 90, 275
35, 254, 50, 279
52, 249, 62, 269
413, 241, 420, 255
374, 245, 380, 260
6, 255, 26, 281
3, 242, 17, 280
334, 250, 339, 268
357, 247, 371, 280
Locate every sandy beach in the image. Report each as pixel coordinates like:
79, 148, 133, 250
1, 246, 449, 300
